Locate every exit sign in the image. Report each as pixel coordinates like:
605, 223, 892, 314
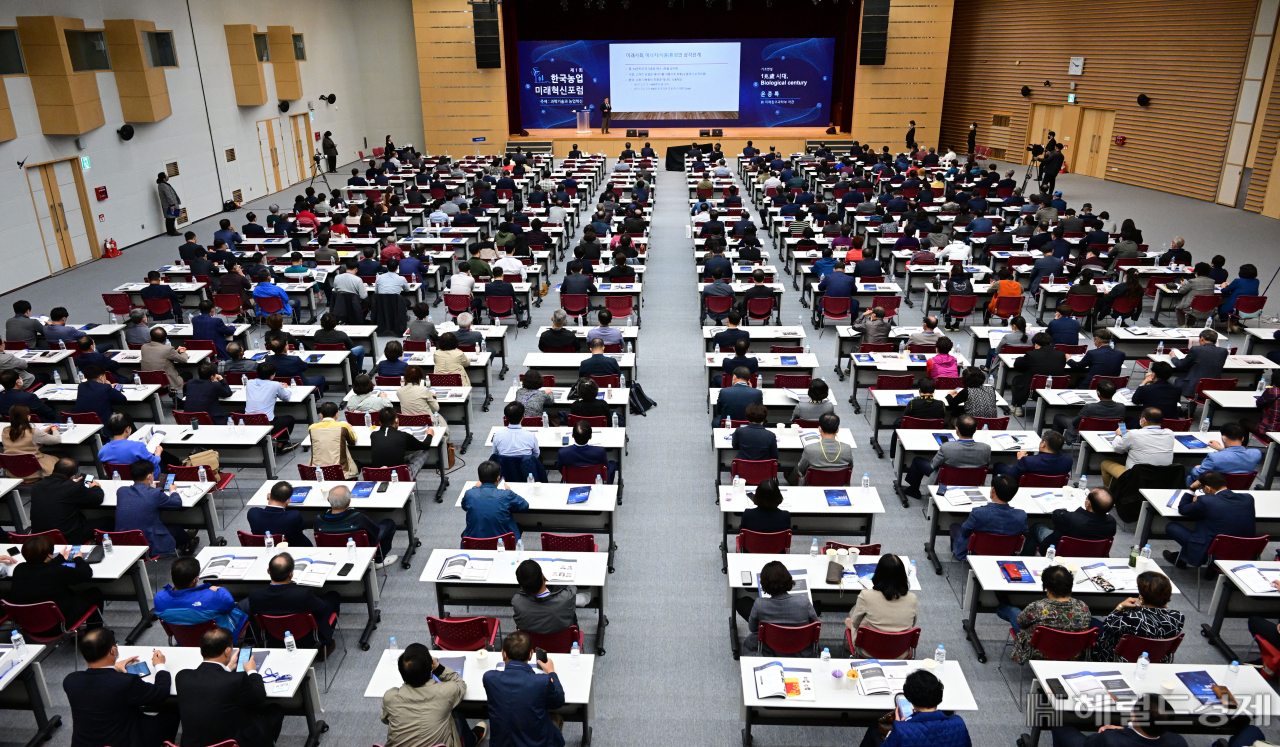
80, 156, 91, 170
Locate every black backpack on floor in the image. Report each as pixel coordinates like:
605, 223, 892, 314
629, 380, 657, 416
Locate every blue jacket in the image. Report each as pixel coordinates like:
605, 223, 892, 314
0, 388, 56, 423
702, 255, 732, 281
155, 583, 249, 640
482, 661, 566, 747
247, 505, 313, 547
811, 257, 837, 279
98, 438, 161, 478
954, 501, 1028, 561
732, 423, 778, 462
461, 482, 529, 540
1046, 316, 1080, 346
75, 380, 128, 424
1067, 346, 1126, 386
1220, 277, 1259, 315
882, 710, 972, 747
711, 328, 750, 352
817, 271, 856, 298
44, 324, 81, 347
252, 282, 293, 316
76, 350, 120, 374
192, 314, 236, 358
714, 382, 763, 425
266, 353, 310, 378
1190, 445, 1262, 484
1176, 489, 1256, 566
115, 483, 183, 555
1004, 451, 1074, 480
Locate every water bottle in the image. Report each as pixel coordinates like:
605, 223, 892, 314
424, 374, 431, 388
10, 630, 25, 656
53, 370, 61, 386
626, 341, 633, 354
898, 339, 906, 353
389, 636, 398, 650
346, 537, 357, 561
820, 647, 831, 668
516, 537, 524, 555
1141, 544, 1152, 560
909, 559, 918, 583
111, 470, 120, 482
571, 641, 581, 667
862, 473, 871, 494
197, 465, 208, 482
595, 474, 603, 485
612, 412, 619, 428
1135, 651, 1149, 681
799, 314, 804, 329
1156, 341, 1164, 356
983, 423, 990, 432
391, 470, 399, 483
227, 417, 234, 431
1201, 416, 1211, 433
284, 631, 297, 653
542, 412, 549, 428
810, 538, 819, 557
480, 338, 487, 353
934, 273, 941, 288
1226, 660, 1240, 685
58, 339, 66, 350
264, 531, 274, 549
102, 533, 113, 555
934, 645, 946, 666
1045, 544, 1057, 564
986, 373, 995, 388
218, 358, 226, 375
364, 411, 372, 428
134, 373, 142, 386
496, 538, 506, 555
1114, 315, 1121, 329
1075, 475, 1086, 491
723, 416, 731, 429
1205, 315, 1213, 329
78, 371, 86, 383
1260, 378, 1268, 395
804, 343, 811, 355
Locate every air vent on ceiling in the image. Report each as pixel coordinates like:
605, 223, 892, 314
225, 148, 237, 162
165, 161, 180, 177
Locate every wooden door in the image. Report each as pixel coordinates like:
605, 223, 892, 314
291, 113, 314, 179
25, 164, 67, 272
257, 118, 281, 192
51, 160, 94, 264
1026, 104, 1063, 164
275, 119, 293, 185
1077, 108, 1118, 178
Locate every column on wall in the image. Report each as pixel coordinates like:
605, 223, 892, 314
412, 0, 508, 155
1218, 0, 1280, 206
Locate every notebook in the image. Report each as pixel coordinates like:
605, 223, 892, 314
780, 356, 798, 365
289, 486, 311, 504
824, 489, 851, 507
566, 487, 591, 505
999, 560, 1034, 583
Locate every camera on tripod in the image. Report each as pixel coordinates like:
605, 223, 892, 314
313, 151, 323, 164
1026, 143, 1045, 159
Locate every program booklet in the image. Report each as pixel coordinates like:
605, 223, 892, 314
1229, 564, 1280, 594
941, 487, 988, 507
824, 489, 851, 507
533, 557, 577, 583
854, 661, 892, 695
1175, 670, 1222, 705
200, 554, 255, 581
566, 487, 591, 505
290, 486, 311, 504
437, 554, 493, 581
293, 557, 336, 587
1062, 670, 1136, 704
753, 661, 815, 700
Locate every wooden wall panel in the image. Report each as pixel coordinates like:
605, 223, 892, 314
103, 19, 172, 123
939, 0, 1256, 202
0, 79, 15, 142
225, 24, 267, 107
413, 0, 509, 154
851, 0, 955, 148
16, 16, 105, 135
266, 26, 301, 101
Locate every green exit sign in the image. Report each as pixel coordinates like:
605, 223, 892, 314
80, 156, 91, 170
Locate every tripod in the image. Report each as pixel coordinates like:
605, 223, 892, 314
308, 151, 333, 193
1020, 156, 1041, 195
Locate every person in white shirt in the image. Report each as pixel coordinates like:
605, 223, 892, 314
763, 173, 783, 192
692, 206, 712, 224
448, 266, 480, 312
713, 160, 732, 178
588, 309, 624, 346
941, 149, 957, 166
547, 200, 569, 226
428, 202, 449, 224
936, 241, 972, 263
612, 161, 631, 172
492, 247, 526, 281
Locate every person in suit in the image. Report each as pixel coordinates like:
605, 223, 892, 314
1046, 304, 1081, 345
741, 560, 820, 655
1189, 422, 1262, 488
992, 429, 1073, 482
711, 311, 751, 352
1174, 263, 1217, 326
1172, 328, 1229, 398
73, 335, 118, 373
853, 306, 893, 345
139, 271, 185, 322
141, 326, 190, 391
180, 361, 231, 422
715, 367, 764, 426
900, 379, 946, 422
701, 267, 736, 323
701, 241, 732, 281
187, 246, 215, 279
1101, 408, 1175, 488
1050, 693, 1188, 747
315, 484, 397, 566
788, 413, 855, 486
191, 300, 236, 359
1027, 246, 1064, 295
905, 414, 992, 501
176, 626, 283, 747
852, 247, 883, 279
155, 556, 250, 641
247, 480, 314, 547
951, 473, 1028, 562
62, 628, 178, 747
1164, 470, 1256, 569
1067, 329, 1125, 388
9, 534, 103, 635
1032, 488, 1117, 556
512, 558, 579, 636
73, 364, 128, 425
29, 458, 110, 543
556, 421, 617, 484
817, 263, 858, 312
1055, 378, 1128, 442
577, 338, 622, 379
115, 459, 200, 557
1131, 361, 1183, 423
731, 403, 778, 462
247, 552, 342, 655
483, 631, 566, 747
600, 97, 610, 133
740, 479, 790, 534
736, 269, 777, 315
1009, 332, 1068, 416
1039, 143, 1065, 195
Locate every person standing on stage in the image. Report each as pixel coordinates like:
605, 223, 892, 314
905, 120, 916, 150
967, 122, 977, 155
601, 97, 611, 134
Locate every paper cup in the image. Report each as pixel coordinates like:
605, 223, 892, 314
836, 548, 850, 568
849, 548, 860, 565
1135, 557, 1150, 573
922, 658, 938, 670
1160, 679, 1176, 694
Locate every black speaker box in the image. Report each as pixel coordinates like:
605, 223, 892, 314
860, 0, 890, 65
712, 128, 723, 137
638, 129, 649, 137
472, 3, 501, 68
699, 129, 711, 137
626, 129, 637, 137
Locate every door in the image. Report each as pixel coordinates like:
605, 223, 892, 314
275, 119, 294, 186
1076, 108, 1117, 178
1026, 104, 1063, 163
25, 165, 63, 274
52, 161, 93, 264
291, 113, 314, 179
257, 118, 282, 192
25, 160, 95, 272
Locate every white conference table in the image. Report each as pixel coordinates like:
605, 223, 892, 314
482, 425, 628, 482
718, 485, 884, 569
0, 643, 57, 747
1203, 559, 1280, 662
922, 484, 1086, 574
1075, 430, 1220, 480
299, 423, 453, 502
452, 481, 618, 570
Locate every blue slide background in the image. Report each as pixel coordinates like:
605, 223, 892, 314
517, 38, 835, 130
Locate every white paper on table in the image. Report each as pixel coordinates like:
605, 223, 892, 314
1030, 490, 1079, 513
1231, 564, 1280, 594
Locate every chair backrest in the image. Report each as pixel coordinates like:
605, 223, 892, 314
875, 374, 915, 390
443, 294, 471, 314
907, 344, 936, 354
972, 416, 1010, 430
1206, 534, 1271, 562
947, 295, 977, 314
993, 296, 1025, 316
938, 465, 987, 486
95, 528, 149, 547
1220, 472, 1258, 490
236, 530, 267, 547
429, 373, 465, 387
1233, 295, 1268, 316
1028, 626, 1100, 661
173, 411, 214, 427
461, 533, 516, 551
1194, 378, 1238, 400
254, 612, 319, 645
821, 541, 880, 554
1054, 344, 1088, 355
757, 621, 822, 656
1113, 632, 1185, 663
900, 417, 944, 429
770, 346, 804, 354
2, 601, 67, 638
605, 295, 635, 315
560, 463, 608, 484
560, 294, 589, 316
736, 528, 792, 554
1057, 536, 1113, 557
966, 531, 1024, 555
873, 296, 901, 320
730, 458, 779, 485
486, 295, 515, 315
565, 414, 609, 428
1064, 295, 1097, 314
1089, 375, 1129, 391
803, 467, 853, 486
589, 374, 621, 389
745, 296, 775, 319
1110, 296, 1140, 315
821, 296, 852, 318
850, 626, 922, 660
374, 375, 402, 386
1002, 344, 1033, 355
935, 376, 963, 390
540, 533, 597, 552
224, 371, 255, 385
1019, 473, 1070, 488
427, 616, 497, 651
363, 465, 411, 482
297, 463, 346, 481
1189, 295, 1220, 313
520, 625, 583, 654
314, 529, 372, 547
773, 374, 811, 389
1030, 374, 1071, 390
161, 619, 219, 647
7, 529, 66, 545
1162, 418, 1192, 432
859, 343, 895, 354
0, 454, 44, 480
704, 295, 733, 314
102, 293, 134, 315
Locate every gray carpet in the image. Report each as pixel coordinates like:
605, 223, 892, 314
0, 157, 1276, 747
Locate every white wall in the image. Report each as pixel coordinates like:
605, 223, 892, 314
0, 0, 422, 295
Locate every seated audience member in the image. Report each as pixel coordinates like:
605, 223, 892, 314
265, 337, 327, 395
845, 554, 919, 658
3, 404, 60, 479
74, 335, 118, 372
9, 534, 102, 635
29, 458, 109, 542
1130, 361, 1182, 422
792, 379, 835, 423
175, 625, 284, 747
925, 336, 960, 382
1172, 329, 1229, 398
247, 480, 314, 547
370, 406, 430, 476
731, 403, 778, 462
98, 413, 171, 478
514, 368, 557, 425
711, 311, 751, 352
482, 631, 565, 747
945, 367, 998, 422
380, 643, 486, 747
1093, 571, 1184, 662
859, 670, 970, 747
1067, 329, 1125, 388
248, 552, 342, 654
991, 430, 1073, 481
1010, 332, 1068, 417
1050, 694, 1189, 747
1033, 488, 1117, 556
179, 362, 230, 422
308, 402, 359, 478
1055, 379, 1127, 443
115, 459, 201, 556
75, 364, 130, 424
315, 484, 398, 568
854, 306, 893, 345
788, 413, 854, 485
461, 460, 529, 543
141, 327, 190, 391
741, 560, 820, 656
512, 558, 579, 636
1100, 407, 1175, 488
1188, 422, 1261, 487
902, 379, 946, 422
907, 316, 945, 347
905, 415, 991, 501
493, 402, 540, 457
432, 332, 469, 377
998, 564, 1091, 664
1164, 469, 1255, 569
578, 338, 622, 379
347, 374, 394, 416
539, 309, 582, 353
556, 421, 617, 484
246, 361, 298, 450
740, 478, 790, 534
720, 337, 760, 386
397, 366, 441, 419
155, 555, 249, 641
568, 377, 612, 421
951, 474, 1027, 562
64, 628, 178, 747
0, 370, 55, 423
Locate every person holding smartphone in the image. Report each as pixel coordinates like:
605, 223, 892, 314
176, 626, 283, 747
859, 669, 969, 747
483, 631, 564, 747
114, 459, 200, 557
62, 628, 177, 747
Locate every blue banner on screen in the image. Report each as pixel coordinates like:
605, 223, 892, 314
517, 38, 834, 129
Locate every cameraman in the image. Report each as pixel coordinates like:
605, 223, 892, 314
1040, 143, 1066, 196
322, 131, 338, 173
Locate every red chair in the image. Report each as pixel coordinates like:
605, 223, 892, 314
427, 615, 501, 651
1163, 418, 1192, 432
253, 296, 285, 317
184, 340, 217, 353
541, 533, 598, 552
1113, 632, 1184, 663
254, 611, 342, 688
1057, 536, 1114, 557
168, 464, 237, 500
237, 530, 268, 546
1063, 295, 1097, 326
704, 295, 733, 322
462, 533, 516, 551
973, 416, 1010, 430
3, 600, 100, 657
773, 374, 811, 390
565, 415, 608, 428
7, 529, 65, 545
1109, 296, 1140, 322
819, 296, 852, 330
213, 294, 244, 320
1089, 376, 1128, 391
907, 344, 936, 354
396, 414, 432, 428
561, 464, 609, 485
1192, 378, 1238, 407
736, 529, 791, 554
1054, 344, 1088, 355
373, 375, 402, 386
860, 344, 895, 354
102, 462, 133, 480
605, 295, 636, 324
1007, 626, 1099, 698
0, 454, 44, 483
846, 626, 921, 659
363, 466, 412, 482
1222, 472, 1258, 490
991, 296, 1025, 321
1030, 374, 1070, 390
966, 531, 1025, 556
1230, 295, 1267, 327
935, 376, 964, 390
938, 465, 987, 486
1076, 417, 1124, 434
804, 467, 853, 486
589, 374, 621, 389
757, 622, 822, 656
443, 294, 471, 320
485, 295, 518, 329
315, 528, 371, 551
521, 626, 583, 654
1001, 345, 1033, 356
2, 341, 28, 351
1188, 295, 1221, 324
946, 296, 978, 328
770, 346, 804, 354
561, 294, 590, 321
224, 371, 256, 385
1018, 473, 1069, 487
230, 413, 289, 442
501, 416, 544, 427
102, 293, 139, 318
173, 411, 214, 427
745, 296, 775, 324
137, 370, 177, 406
428, 373, 465, 387
730, 459, 778, 486
822, 541, 881, 554
161, 619, 220, 647
872, 296, 901, 322
297, 464, 347, 481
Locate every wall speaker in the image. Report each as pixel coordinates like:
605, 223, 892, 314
699, 129, 711, 137
859, 0, 890, 66
1137, 94, 1151, 107
626, 129, 637, 137
712, 128, 723, 137
638, 129, 649, 137
472, 3, 501, 68
320, 93, 336, 105
278, 100, 290, 112
117, 124, 135, 141
1021, 85, 1032, 97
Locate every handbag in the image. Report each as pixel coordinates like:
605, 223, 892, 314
180, 449, 221, 480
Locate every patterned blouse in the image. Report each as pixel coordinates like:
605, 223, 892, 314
1012, 597, 1092, 664
962, 386, 998, 418
1095, 606, 1185, 662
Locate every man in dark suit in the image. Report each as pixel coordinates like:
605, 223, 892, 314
483, 274, 528, 327
1173, 329, 1229, 398
1010, 332, 1068, 416
816, 264, 858, 313
555, 421, 617, 483
991, 430, 1074, 482
188, 247, 215, 279
1164, 470, 1255, 569
483, 631, 566, 747
736, 269, 776, 315
1067, 329, 1126, 387
178, 232, 202, 262
711, 311, 751, 352
63, 628, 177, 747
1039, 143, 1065, 195
731, 403, 778, 461
30, 458, 110, 544
702, 243, 732, 282
192, 299, 237, 358
75, 364, 129, 424
247, 481, 313, 547
619, 142, 635, 159
714, 367, 763, 425
246, 553, 341, 654
140, 271, 185, 322
0, 370, 56, 422
1131, 361, 1183, 423
853, 249, 883, 279
347, 168, 368, 186
176, 626, 283, 747
1027, 246, 1064, 295
577, 338, 623, 379
1032, 488, 1117, 555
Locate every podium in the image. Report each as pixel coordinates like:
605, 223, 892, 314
576, 108, 591, 134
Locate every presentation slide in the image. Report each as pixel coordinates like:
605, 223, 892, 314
607, 42, 740, 115
516, 38, 834, 130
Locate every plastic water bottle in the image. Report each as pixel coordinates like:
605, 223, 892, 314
626, 341, 633, 354
1156, 341, 1164, 356
1045, 544, 1057, 564
134, 373, 142, 386
804, 343, 811, 354
612, 412, 619, 428
862, 473, 870, 494
1226, 660, 1240, 685
542, 412, 549, 427
983, 423, 989, 432
934, 645, 946, 666
496, 538, 506, 556
264, 531, 274, 549
898, 339, 906, 353
1135, 651, 1149, 681
1259, 378, 1267, 395
1075, 475, 1086, 491
364, 411, 372, 427
1201, 416, 1211, 433
102, 533, 113, 555
284, 631, 297, 653
10, 630, 25, 656
78, 371, 86, 383
909, 559, 918, 583
799, 314, 804, 329
1114, 315, 1121, 329
516, 537, 524, 555
57, 339, 66, 350
1141, 544, 1152, 560
820, 647, 831, 668
391, 470, 399, 483
1205, 315, 1213, 329
389, 636, 398, 650
571, 641, 581, 667
197, 465, 207, 482
722, 416, 731, 429
346, 537, 357, 561
53, 370, 61, 386
810, 538, 820, 557
111, 470, 120, 482
595, 474, 603, 485
986, 373, 995, 388
480, 338, 487, 353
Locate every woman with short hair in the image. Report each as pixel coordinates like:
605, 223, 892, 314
845, 554, 919, 657
742, 560, 820, 656
1094, 571, 1184, 661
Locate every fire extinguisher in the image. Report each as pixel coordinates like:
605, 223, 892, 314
102, 239, 120, 258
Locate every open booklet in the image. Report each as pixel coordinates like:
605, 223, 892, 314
854, 661, 892, 696
1062, 670, 1137, 704
752, 661, 815, 701
129, 425, 171, 452
533, 558, 577, 583
1080, 562, 1138, 592
1229, 564, 1280, 594
1030, 490, 1080, 513
437, 554, 493, 581
758, 568, 809, 599
292, 557, 336, 587
939, 486, 988, 507
200, 554, 256, 581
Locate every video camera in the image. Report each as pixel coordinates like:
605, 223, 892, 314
1026, 143, 1045, 158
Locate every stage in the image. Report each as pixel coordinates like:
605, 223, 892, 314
508, 127, 843, 158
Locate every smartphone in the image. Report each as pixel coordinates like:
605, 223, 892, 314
740, 571, 752, 586
164, 473, 176, 491
895, 695, 914, 720
1046, 678, 1069, 700
562, 435, 570, 446
535, 647, 548, 664
1118, 422, 1128, 436
377, 481, 390, 493
181, 432, 195, 441
236, 647, 254, 672
6, 547, 18, 557
338, 562, 354, 577
126, 661, 151, 677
